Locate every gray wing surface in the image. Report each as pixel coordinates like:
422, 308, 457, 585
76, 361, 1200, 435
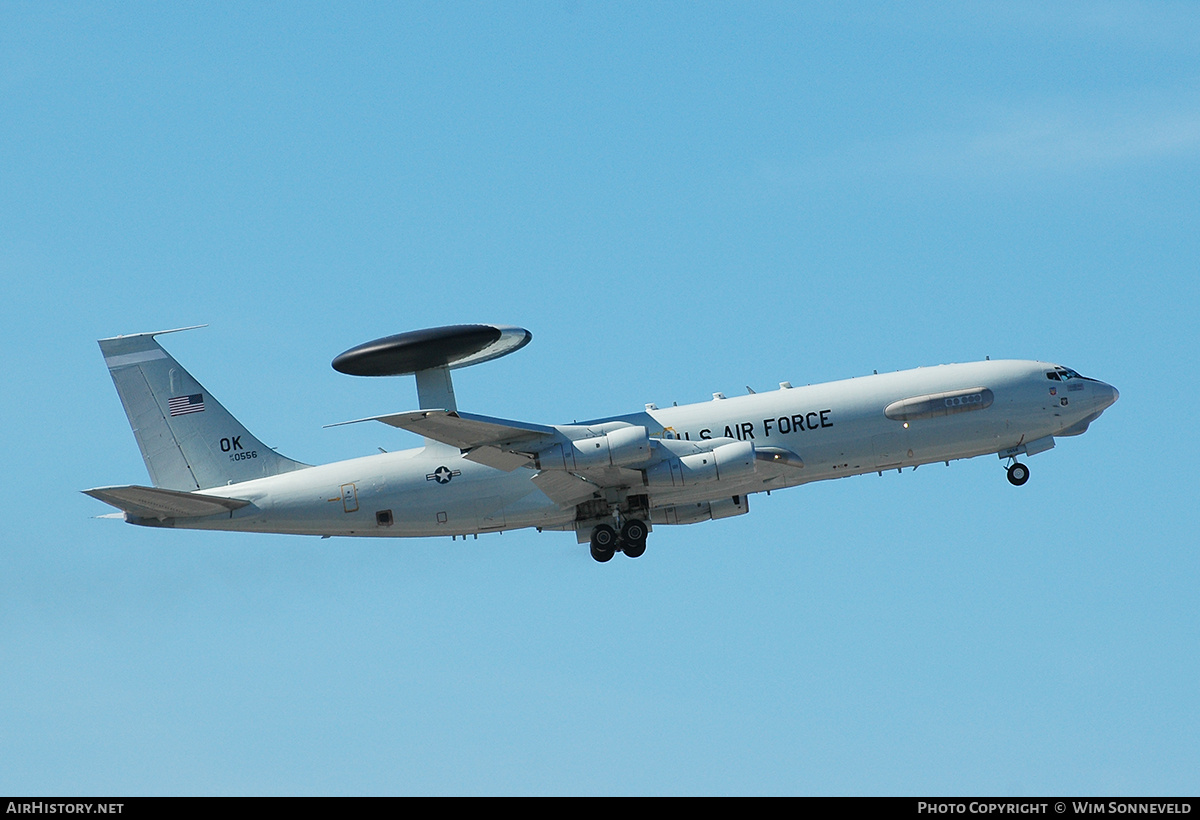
331, 409, 559, 470
336, 409, 807, 506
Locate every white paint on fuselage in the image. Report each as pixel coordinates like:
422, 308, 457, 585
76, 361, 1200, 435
191, 447, 570, 537
176, 360, 1115, 538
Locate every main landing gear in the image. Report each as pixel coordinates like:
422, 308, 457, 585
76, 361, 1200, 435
589, 519, 649, 562
1006, 461, 1030, 486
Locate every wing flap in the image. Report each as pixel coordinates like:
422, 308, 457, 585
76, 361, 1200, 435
83, 485, 251, 520
531, 470, 603, 507
463, 446, 536, 470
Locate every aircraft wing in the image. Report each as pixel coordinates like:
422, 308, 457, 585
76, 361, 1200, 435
335, 409, 560, 470
530, 469, 604, 507
83, 485, 251, 520
752, 446, 806, 488
332, 410, 807, 501
755, 447, 804, 470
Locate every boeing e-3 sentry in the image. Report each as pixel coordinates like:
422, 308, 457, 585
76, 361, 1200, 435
85, 325, 1118, 562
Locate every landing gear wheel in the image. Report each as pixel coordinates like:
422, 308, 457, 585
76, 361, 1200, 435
590, 524, 617, 562
1007, 462, 1030, 486
620, 519, 648, 559
590, 543, 614, 562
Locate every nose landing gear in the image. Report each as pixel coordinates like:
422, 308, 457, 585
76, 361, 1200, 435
1006, 461, 1030, 486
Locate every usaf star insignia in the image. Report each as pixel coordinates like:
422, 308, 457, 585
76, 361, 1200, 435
426, 466, 461, 484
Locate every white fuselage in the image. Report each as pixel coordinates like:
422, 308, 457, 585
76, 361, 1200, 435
171, 359, 1116, 538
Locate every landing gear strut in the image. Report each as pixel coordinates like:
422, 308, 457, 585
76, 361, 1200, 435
1006, 461, 1030, 486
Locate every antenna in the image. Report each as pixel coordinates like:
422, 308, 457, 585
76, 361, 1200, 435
332, 324, 532, 411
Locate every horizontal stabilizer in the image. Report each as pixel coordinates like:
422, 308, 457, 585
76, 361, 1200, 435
83, 485, 251, 521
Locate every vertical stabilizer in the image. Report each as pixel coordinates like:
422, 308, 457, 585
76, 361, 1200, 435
98, 328, 309, 490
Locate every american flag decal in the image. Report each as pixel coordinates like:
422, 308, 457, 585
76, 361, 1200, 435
168, 393, 205, 416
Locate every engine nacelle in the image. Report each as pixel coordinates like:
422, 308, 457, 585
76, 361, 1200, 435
642, 440, 756, 489
536, 425, 651, 471
650, 494, 750, 525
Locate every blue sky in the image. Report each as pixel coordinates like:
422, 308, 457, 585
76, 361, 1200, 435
2, 2, 1198, 795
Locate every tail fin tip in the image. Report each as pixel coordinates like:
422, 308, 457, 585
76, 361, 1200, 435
98, 324, 208, 343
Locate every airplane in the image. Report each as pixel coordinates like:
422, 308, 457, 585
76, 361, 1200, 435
85, 324, 1119, 562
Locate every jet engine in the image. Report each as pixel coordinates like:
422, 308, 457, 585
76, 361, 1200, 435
535, 425, 652, 471
642, 440, 756, 488
651, 495, 750, 524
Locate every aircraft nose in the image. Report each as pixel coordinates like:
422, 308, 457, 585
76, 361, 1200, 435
1098, 382, 1119, 409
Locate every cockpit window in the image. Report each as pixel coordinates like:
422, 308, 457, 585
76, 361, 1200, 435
1051, 366, 1092, 382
